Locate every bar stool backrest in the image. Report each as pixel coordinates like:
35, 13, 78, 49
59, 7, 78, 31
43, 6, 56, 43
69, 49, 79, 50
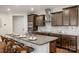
0, 36, 2, 42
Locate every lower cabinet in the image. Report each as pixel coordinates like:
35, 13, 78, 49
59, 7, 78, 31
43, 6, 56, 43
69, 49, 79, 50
62, 35, 77, 52
33, 32, 77, 52
49, 34, 62, 47
56, 35, 77, 52
49, 40, 56, 53
56, 35, 62, 47
62, 35, 70, 49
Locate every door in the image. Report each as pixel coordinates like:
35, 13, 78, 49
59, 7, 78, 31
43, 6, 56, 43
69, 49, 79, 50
56, 12, 63, 26
69, 7, 78, 26
13, 16, 25, 34
35, 15, 45, 26
63, 9, 70, 25
51, 13, 57, 26
62, 35, 77, 52
49, 40, 56, 53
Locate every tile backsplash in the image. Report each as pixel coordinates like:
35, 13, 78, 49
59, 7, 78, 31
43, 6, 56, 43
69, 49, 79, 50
38, 22, 79, 35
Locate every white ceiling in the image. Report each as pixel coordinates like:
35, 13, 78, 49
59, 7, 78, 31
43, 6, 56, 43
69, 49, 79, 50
0, 5, 73, 13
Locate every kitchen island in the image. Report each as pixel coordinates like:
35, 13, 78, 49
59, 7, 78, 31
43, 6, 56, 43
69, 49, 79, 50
4, 34, 58, 53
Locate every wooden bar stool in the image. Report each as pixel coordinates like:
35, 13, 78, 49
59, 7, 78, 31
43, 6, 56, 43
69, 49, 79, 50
23, 46, 34, 53
16, 47, 27, 53
0, 36, 3, 42
0, 36, 34, 53
0, 42, 6, 53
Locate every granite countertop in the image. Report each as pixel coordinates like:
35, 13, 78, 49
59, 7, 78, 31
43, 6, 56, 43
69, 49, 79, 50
33, 31, 79, 36
23, 35, 58, 45
51, 32, 78, 36
6, 34, 58, 45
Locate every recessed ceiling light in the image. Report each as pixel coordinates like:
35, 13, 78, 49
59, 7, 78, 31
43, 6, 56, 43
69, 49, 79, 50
31, 8, 34, 11
7, 8, 11, 11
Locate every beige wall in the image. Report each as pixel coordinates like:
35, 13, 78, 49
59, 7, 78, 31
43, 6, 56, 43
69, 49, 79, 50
0, 12, 28, 35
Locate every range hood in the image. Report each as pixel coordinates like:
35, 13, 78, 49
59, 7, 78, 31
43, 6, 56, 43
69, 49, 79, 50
45, 8, 52, 22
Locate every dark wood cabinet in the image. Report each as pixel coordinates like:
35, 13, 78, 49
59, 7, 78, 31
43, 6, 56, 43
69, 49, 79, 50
56, 35, 62, 47
28, 14, 38, 32
63, 9, 70, 25
63, 6, 78, 26
50, 33, 62, 47
69, 7, 78, 26
69, 36, 77, 51
35, 15, 45, 26
51, 13, 57, 26
51, 11, 63, 26
56, 34, 77, 52
49, 40, 56, 53
33, 32, 77, 52
62, 35, 70, 49
61, 35, 77, 52
56, 12, 63, 26
51, 6, 78, 26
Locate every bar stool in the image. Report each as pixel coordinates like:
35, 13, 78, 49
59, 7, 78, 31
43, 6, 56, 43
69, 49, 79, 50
0, 42, 6, 53
22, 45, 34, 53
0, 36, 2, 42
0, 36, 34, 53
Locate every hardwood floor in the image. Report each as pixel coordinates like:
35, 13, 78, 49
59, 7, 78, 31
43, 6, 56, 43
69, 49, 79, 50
56, 48, 73, 53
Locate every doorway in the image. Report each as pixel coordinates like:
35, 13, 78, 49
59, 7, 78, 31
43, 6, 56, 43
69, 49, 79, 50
13, 16, 25, 34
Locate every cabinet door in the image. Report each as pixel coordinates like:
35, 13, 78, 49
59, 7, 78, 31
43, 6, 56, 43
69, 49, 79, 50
68, 36, 77, 51
69, 7, 78, 26
63, 9, 70, 25
62, 35, 77, 52
28, 15, 38, 32
36, 15, 45, 26
51, 34, 62, 47
62, 35, 70, 49
56, 36, 62, 47
51, 13, 57, 26
49, 40, 56, 53
56, 12, 63, 25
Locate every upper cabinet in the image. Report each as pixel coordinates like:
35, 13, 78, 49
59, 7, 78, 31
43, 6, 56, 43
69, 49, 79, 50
56, 12, 63, 26
63, 9, 70, 25
51, 11, 63, 26
51, 13, 57, 26
69, 6, 78, 26
28, 6, 78, 27
28, 14, 38, 32
51, 6, 78, 26
63, 6, 78, 26
35, 15, 45, 26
